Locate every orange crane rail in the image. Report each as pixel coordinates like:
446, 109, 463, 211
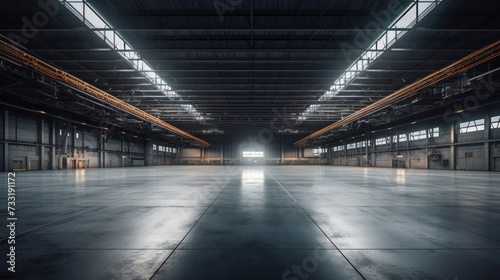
295, 40, 500, 147
0, 39, 210, 147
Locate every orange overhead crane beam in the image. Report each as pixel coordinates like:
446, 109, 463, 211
0, 39, 210, 148
295, 40, 500, 147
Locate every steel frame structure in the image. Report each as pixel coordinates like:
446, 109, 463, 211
0, 39, 210, 147
295, 40, 500, 146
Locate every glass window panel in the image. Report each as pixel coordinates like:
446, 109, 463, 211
399, 134, 408, 142
386, 30, 397, 46
114, 35, 124, 50
243, 151, 264, 158
84, 6, 106, 28
410, 130, 427, 141
394, 5, 417, 29
491, 116, 500, 129
460, 119, 486, 133
376, 138, 388, 146
418, 2, 434, 17
68, 2, 84, 17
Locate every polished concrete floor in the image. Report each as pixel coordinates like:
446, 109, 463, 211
1, 166, 500, 280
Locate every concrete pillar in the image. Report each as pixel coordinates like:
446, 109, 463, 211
102, 131, 106, 168
202, 147, 205, 163
121, 137, 125, 167
450, 123, 456, 170
281, 135, 284, 165
372, 139, 376, 167
425, 124, 430, 169
39, 118, 45, 170
144, 139, 154, 166
81, 128, 85, 160
128, 138, 132, 166
72, 127, 76, 158
3, 109, 8, 172
365, 139, 369, 167
485, 114, 491, 171
98, 130, 104, 168
50, 119, 56, 170
221, 141, 224, 165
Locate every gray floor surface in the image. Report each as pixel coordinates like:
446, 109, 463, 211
1, 166, 500, 279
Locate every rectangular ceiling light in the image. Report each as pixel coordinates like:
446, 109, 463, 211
299, 0, 443, 121
59, 0, 203, 119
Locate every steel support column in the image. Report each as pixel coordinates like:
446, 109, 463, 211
3, 109, 8, 172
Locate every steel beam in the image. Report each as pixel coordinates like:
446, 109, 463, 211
295, 40, 500, 146
0, 39, 210, 147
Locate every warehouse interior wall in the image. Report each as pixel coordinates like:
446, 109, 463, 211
327, 106, 500, 172
2, 104, 499, 171
174, 134, 328, 165
0, 107, 166, 171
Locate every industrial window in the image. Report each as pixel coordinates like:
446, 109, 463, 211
491, 116, 500, 129
243, 151, 264, 158
173, 148, 177, 153
333, 147, 338, 152
337, 146, 344, 151
375, 137, 389, 146
459, 119, 485, 133
428, 127, 440, 138
347, 143, 356, 150
313, 148, 327, 155
76, 133, 79, 139
410, 130, 427, 141
153, 144, 157, 151
357, 141, 369, 148
61, 0, 202, 118
393, 134, 408, 143
303, 0, 442, 121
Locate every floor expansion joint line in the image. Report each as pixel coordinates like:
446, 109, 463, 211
0, 206, 107, 245
267, 172, 367, 280
436, 221, 500, 244
148, 176, 237, 280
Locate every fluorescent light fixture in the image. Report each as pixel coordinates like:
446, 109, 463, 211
299, 0, 443, 120
60, 1, 203, 119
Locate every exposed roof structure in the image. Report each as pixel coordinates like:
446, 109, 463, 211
1, 0, 500, 141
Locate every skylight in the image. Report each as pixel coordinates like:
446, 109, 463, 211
60, 0, 203, 119
301, 0, 443, 120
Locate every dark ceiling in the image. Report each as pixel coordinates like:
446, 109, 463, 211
1, 0, 500, 136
